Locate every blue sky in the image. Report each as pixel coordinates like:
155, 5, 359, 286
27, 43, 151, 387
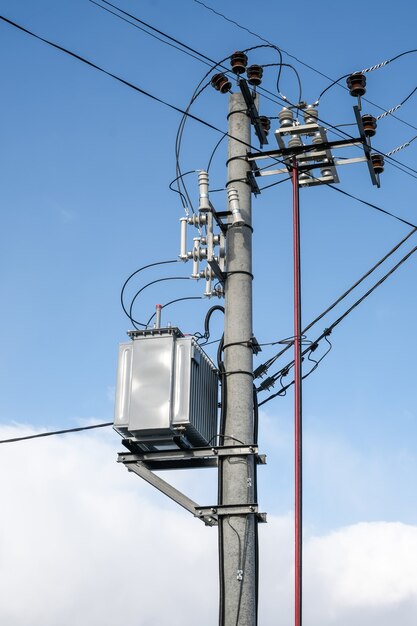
1, 0, 417, 624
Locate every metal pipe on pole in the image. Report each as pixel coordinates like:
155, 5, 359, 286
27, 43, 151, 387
219, 91, 257, 625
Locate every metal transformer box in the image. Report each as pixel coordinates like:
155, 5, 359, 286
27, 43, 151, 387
113, 328, 219, 450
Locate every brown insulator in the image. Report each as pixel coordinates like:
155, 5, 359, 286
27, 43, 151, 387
346, 72, 367, 97
211, 73, 232, 94
247, 64, 263, 86
230, 51, 248, 75
371, 153, 384, 174
361, 114, 377, 137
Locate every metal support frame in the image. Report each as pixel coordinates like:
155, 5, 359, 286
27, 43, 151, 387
245, 105, 381, 189
238, 78, 268, 147
118, 445, 266, 527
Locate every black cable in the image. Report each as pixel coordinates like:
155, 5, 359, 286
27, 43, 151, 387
192, 0, 417, 136
168, 170, 199, 210
362, 49, 417, 72
95, 0, 417, 177
255, 224, 417, 379
258, 176, 292, 192
8, 8, 415, 188
328, 244, 417, 331
0, 14, 258, 159
145, 296, 203, 327
89, 0, 212, 68
0, 422, 112, 444
207, 133, 227, 172
129, 276, 191, 328
259, 243, 417, 405
326, 184, 417, 229
302, 225, 417, 335
198, 305, 225, 345
262, 62, 302, 105
120, 259, 178, 324
376, 85, 417, 121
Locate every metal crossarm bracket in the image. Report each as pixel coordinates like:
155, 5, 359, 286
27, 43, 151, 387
118, 446, 266, 525
238, 78, 268, 147
195, 503, 267, 523
118, 445, 266, 470
353, 105, 380, 187
208, 258, 226, 284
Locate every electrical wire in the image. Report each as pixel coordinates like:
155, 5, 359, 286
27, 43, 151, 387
168, 170, 199, 211
192, 0, 417, 136
95, 0, 417, 184
120, 259, 178, 324
259, 243, 417, 405
0, 422, 112, 444
128, 276, 191, 328
0, 14, 260, 158
254, 223, 417, 379
326, 184, 417, 228
207, 133, 227, 172
385, 135, 417, 157
376, 85, 417, 121
188, 1, 417, 179
145, 295, 203, 327
25, 1, 411, 186
362, 49, 417, 73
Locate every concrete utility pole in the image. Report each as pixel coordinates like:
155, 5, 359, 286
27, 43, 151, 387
220, 91, 257, 625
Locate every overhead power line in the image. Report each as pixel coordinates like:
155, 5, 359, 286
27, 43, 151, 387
0, 422, 112, 444
192, 0, 417, 135
1, 12, 415, 228
90, 0, 417, 182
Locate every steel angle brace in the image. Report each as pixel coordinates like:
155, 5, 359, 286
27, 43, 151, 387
119, 456, 217, 526
195, 503, 267, 523
118, 446, 265, 526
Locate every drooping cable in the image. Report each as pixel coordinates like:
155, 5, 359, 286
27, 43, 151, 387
258, 243, 417, 406
120, 259, 178, 324
0, 422, 112, 444
192, 0, 417, 136
145, 296, 203, 328
128, 276, 191, 328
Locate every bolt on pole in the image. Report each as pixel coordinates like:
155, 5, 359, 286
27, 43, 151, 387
219, 91, 257, 625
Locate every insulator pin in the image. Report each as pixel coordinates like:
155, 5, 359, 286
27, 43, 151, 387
246, 65, 263, 86
230, 51, 248, 75
361, 114, 377, 137
211, 73, 232, 94
288, 135, 303, 149
371, 153, 384, 174
303, 104, 318, 125
346, 72, 366, 97
279, 107, 294, 128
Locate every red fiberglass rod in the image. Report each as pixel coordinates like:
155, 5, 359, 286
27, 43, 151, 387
292, 157, 303, 626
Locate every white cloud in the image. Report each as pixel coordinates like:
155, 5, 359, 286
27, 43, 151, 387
1, 425, 417, 626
